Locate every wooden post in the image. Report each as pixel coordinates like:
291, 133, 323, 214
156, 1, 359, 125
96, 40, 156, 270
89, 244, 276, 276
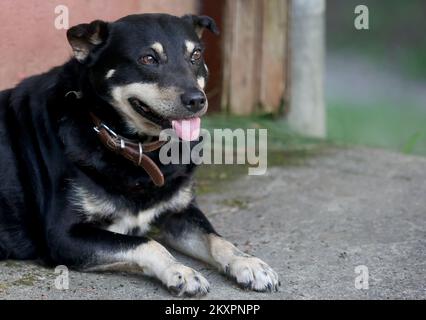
286, 0, 326, 138
220, 0, 289, 115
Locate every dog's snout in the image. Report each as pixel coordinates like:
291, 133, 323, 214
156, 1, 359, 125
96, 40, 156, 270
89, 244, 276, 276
181, 89, 206, 113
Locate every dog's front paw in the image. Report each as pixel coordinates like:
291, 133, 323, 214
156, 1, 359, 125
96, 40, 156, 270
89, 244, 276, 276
225, 256, 280, 292
162, 263, 210, 297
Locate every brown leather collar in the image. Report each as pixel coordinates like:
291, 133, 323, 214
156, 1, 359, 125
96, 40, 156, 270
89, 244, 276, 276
90, 113, 166, 187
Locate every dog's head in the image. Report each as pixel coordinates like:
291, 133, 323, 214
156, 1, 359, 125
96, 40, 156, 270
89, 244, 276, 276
67, 14, 219, 140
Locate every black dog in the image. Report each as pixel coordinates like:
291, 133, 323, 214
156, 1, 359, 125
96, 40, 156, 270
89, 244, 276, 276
0, 13, 279, 296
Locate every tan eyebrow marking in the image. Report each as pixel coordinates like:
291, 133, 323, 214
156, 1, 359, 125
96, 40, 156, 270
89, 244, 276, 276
151, 42, 166, 59
185, 40, 196, 54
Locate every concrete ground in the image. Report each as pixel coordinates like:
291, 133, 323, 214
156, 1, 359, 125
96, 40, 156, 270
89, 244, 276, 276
0, 147, 425, 300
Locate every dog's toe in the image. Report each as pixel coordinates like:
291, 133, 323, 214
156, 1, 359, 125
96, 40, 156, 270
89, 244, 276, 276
226, 257, 279, 293
164, 264, 210, 297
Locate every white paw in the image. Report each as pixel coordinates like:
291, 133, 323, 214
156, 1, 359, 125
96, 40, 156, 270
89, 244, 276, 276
162, 263, 210, 297
225, 256, 280, 292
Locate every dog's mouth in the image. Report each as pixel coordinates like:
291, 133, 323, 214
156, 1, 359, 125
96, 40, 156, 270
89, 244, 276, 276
128, 98, 202, 141
129, 98, 171, 129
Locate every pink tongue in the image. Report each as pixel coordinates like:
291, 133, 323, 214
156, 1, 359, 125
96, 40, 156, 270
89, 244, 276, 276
172, 118, 201, 141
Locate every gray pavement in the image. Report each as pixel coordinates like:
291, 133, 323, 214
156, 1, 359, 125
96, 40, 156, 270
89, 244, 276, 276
0, 147, 425, 300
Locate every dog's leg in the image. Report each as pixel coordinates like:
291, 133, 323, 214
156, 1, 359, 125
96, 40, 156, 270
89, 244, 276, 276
49, 224, 209, 296
155, 204, 280, 292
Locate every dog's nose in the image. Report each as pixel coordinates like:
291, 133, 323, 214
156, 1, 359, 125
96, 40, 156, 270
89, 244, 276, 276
181, 90, 206, 113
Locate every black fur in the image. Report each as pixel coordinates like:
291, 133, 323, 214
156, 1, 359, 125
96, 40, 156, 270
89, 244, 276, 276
0, 14, 218, 267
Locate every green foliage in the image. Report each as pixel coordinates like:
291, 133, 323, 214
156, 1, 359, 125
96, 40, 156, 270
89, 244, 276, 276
327, 101, 426, 155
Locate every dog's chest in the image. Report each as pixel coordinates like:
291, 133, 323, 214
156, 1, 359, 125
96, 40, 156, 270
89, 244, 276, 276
72, 184, 193, 235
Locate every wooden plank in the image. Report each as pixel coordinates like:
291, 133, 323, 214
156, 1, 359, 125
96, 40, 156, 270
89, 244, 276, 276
222, 0, 260, 115
258, 0, 288, 113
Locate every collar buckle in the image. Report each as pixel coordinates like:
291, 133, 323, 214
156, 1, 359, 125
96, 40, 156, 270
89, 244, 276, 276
94, 123, 119, 139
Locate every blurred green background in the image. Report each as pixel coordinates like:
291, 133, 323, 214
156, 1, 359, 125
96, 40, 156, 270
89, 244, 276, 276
326, 0, 426, 155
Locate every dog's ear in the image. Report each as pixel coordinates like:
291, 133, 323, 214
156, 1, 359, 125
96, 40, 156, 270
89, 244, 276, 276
67, 20, 109, 63
182, 15, 220, 38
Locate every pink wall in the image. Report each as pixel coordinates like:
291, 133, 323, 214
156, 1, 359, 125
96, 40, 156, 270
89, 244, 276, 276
0, 0, 198, 90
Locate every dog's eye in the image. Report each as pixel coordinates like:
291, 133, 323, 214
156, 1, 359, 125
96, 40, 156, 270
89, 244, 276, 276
140, 55, 158, 65
191, 49, 202, 62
